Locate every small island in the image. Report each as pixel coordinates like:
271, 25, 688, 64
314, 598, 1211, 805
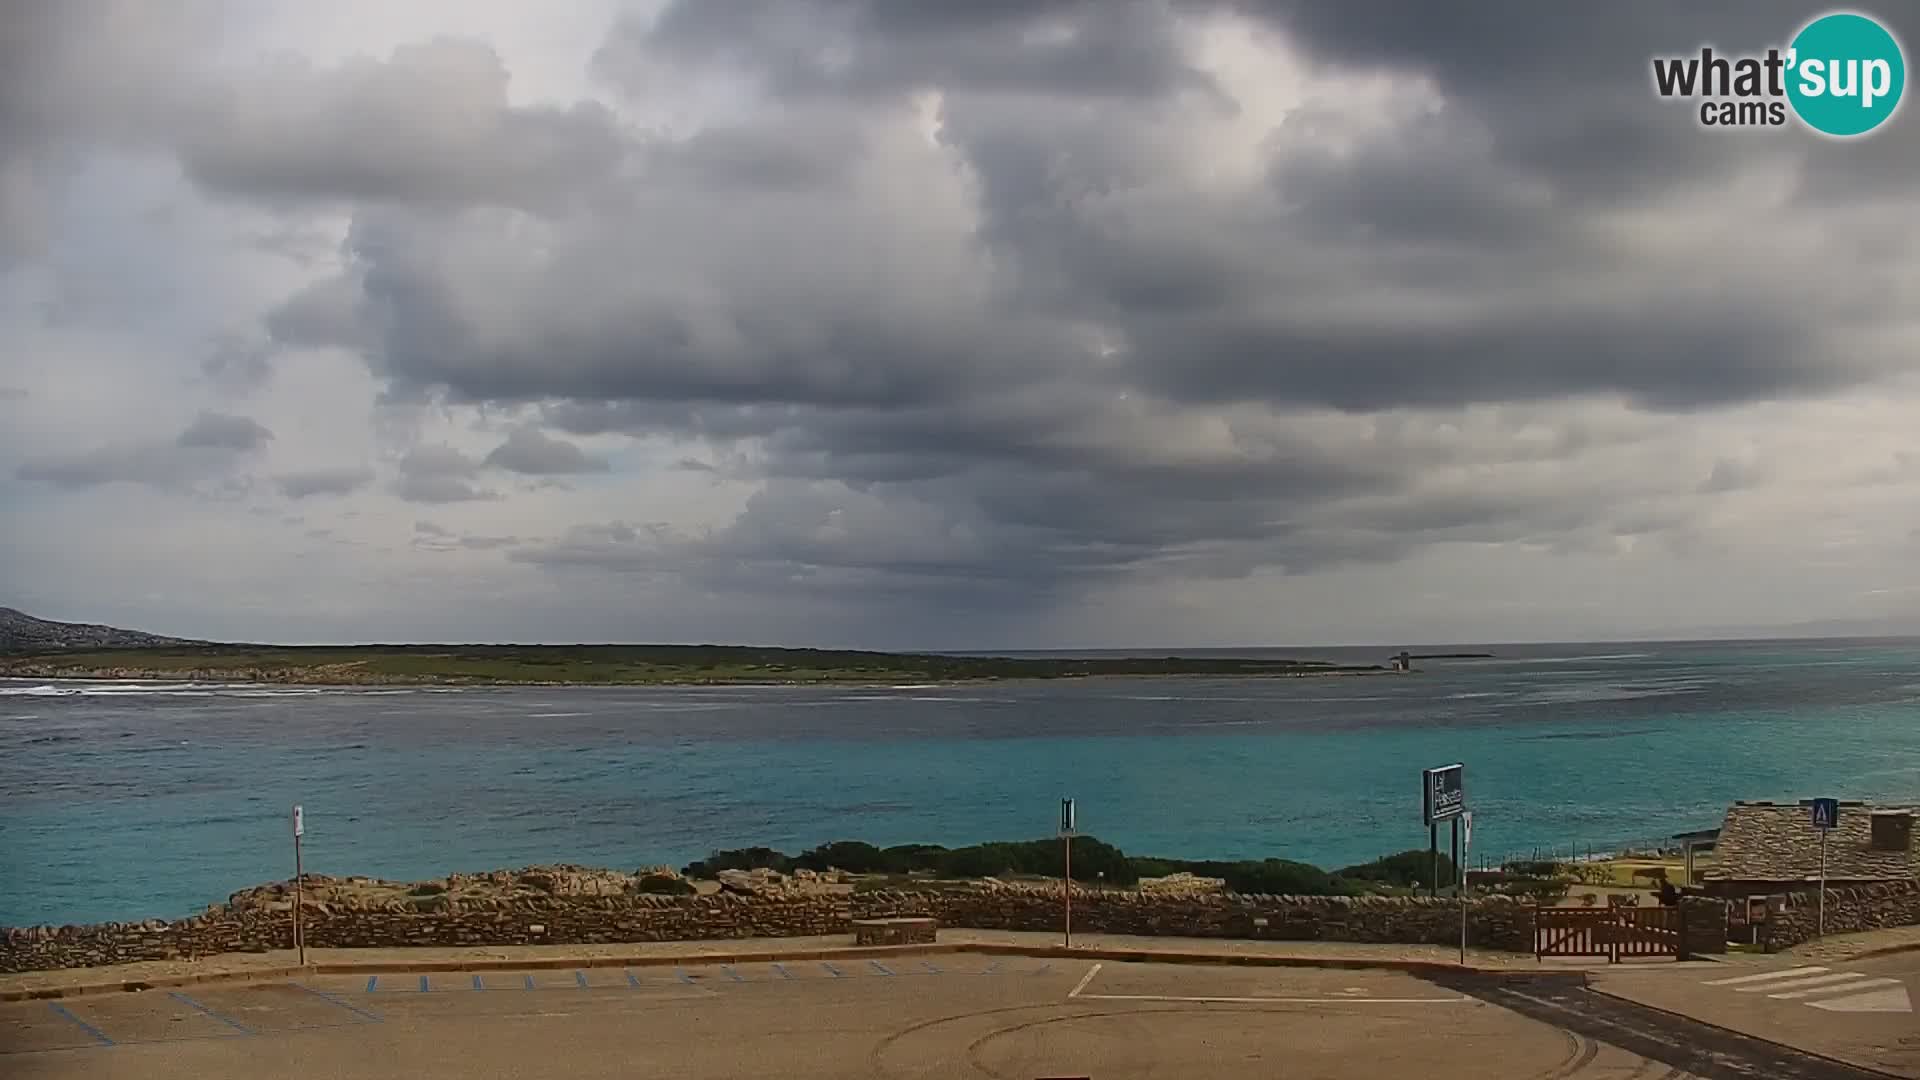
0, 643, 1392, 687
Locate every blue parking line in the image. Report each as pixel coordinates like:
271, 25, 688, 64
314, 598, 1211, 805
921, 960, 942, 974
722, 965, 745, 983
868, 960, 895, 977
524, 975, 536, 990
675, 968, 694, 985
168, 991, 253, 1036
1031, 963, 1052, 975
419, 975, 430, 993
978, 961, 1001, 975
472, 975, 485, 991
48, 1003, 115, 1047
772, 963, 794, 980
576, 971, 590, 988
366, 975, 378, 993
820, 962, 843, 978
627, 971, 641, 988
290, 982, 382, 1022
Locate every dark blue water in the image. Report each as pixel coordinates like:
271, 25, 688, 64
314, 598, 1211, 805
4, 638, 1919, 926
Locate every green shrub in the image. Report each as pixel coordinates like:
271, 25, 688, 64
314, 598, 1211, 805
1337, 849, 1457, 889
1222, 859, 1346, 896
635, 873, 695, 895
682, 847, 793, 878
792, 841, 889, 874
879, 844, 949, 873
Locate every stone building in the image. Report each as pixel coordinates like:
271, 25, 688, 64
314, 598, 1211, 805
1700, 800, 1917, 898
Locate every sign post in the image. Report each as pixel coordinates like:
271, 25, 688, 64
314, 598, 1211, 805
1059, 799, 1076, 948
1810, 798, 1839, 937
1422, 764, 1467, 899
1460, 811, 1473, 964
291, 804, 306, 965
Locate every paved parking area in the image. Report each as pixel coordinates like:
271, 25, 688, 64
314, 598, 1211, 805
4, 954, 1878, 1079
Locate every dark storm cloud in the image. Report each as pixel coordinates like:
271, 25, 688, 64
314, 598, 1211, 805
212, 1, 1920, 607
600, 0, 1213, 103
482, 427, 608, 476
176, 411, 273, 450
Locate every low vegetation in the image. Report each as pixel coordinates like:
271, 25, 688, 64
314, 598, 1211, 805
683, 839, 1469, 897
0, 643, 1388, 685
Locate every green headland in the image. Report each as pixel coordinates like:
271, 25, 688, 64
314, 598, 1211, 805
0, 643, 1394, 686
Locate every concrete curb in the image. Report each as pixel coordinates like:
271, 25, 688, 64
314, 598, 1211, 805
0, 942, 1516, 1002
1586, 984, 1910, 1080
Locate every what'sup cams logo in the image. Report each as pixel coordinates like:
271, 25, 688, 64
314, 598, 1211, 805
1652, 10, 1906, 136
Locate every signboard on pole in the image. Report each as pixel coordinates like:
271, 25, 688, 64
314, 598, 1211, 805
1059, 798, 1076, 836
1810, 798, 1837, 937
1462, 810, 1473, 848
292, 804, 304, 837
1422, 764, 1467, 825
1810, 798, 1839, 830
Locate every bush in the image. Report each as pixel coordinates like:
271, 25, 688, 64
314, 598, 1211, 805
879, 844, 949, 873
792, 841, 888, 874
1502, 860, 1563, 879
1337, 849, 1457, 889
1222, 859, 1347, 896
682, 847, 793, 878
635, 873, 695, 895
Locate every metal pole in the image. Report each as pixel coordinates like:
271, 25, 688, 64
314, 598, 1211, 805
1818, 829, 1827, 938
1450, 819, 1461, 897
1063, 833, 1073, 947
1430, 823, 1438, 899
1459, 821, 1470, 965
293, 831, 305, 965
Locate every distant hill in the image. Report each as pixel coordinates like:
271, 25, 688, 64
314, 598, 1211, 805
0, 607, 208, 653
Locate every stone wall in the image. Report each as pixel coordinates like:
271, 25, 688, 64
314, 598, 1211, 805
1764, 880, 1920, 951
0, 887, 1536, 973
1677, 896, 1728, 956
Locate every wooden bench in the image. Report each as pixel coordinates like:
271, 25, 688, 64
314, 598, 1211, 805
853, 917, 938, 946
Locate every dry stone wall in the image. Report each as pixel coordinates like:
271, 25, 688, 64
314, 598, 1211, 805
1, 885, 1536, 973
1764, 880, 1920, 951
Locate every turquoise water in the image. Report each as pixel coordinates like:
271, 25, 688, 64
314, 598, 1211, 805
4, 638, 1919, 925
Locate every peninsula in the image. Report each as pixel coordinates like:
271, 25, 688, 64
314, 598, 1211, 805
0, 606, 1400, 686
0, 644, 1389, 687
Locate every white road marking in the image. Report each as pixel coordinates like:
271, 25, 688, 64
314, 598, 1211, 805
1734, 972, 1866, 993
1075, 993, 1469, 1004
1808, 985, 1913, 1013
1770, 977, 1901, 1000
1068, 963, 1103, 999
1702, 966, 1826, 986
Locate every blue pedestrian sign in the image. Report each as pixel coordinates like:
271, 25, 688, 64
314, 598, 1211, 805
1810, 798, 1840, 830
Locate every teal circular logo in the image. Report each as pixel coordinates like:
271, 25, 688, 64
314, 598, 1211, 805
1787, 12, 1906, 136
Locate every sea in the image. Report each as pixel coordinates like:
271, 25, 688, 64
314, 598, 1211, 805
4, 637, 1920, 927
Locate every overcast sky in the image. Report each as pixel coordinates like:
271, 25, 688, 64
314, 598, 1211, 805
4, 1, 1918, 649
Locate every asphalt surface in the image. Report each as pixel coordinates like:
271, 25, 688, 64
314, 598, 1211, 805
0, 954, 1900, 1078
1587, 950, 1920, 1078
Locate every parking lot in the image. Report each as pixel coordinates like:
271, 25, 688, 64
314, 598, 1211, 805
0, 955, 1799, 1078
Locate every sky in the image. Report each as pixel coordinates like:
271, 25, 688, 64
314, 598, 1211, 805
3, 1, 1919, 650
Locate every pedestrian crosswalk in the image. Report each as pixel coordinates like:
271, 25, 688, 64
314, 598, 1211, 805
1701, 965, 1913, 1013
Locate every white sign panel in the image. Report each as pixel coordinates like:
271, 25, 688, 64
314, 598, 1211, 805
1060, 798, 1076, 835
292, 804, 304, 838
